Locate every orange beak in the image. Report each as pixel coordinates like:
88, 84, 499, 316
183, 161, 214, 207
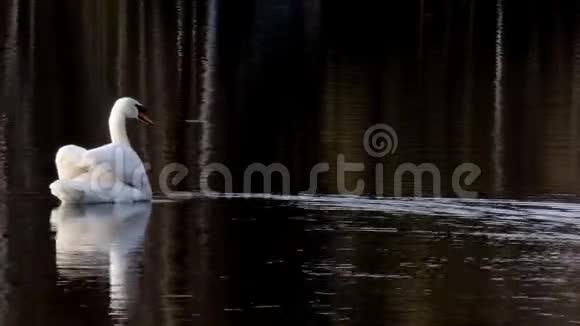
137, 112, 154, 126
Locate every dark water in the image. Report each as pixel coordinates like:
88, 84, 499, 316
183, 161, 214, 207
3, 0, 580, 325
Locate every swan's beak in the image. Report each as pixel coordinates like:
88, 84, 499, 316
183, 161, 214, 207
135, 103, 153, 126
137, 112, 154, 126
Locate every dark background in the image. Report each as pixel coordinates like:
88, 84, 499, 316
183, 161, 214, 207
2, 0, 580, 198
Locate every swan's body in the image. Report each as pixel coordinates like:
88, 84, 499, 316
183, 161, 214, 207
50, 98, 154, 203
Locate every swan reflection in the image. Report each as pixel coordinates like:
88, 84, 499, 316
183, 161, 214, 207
50, 203, 151, 316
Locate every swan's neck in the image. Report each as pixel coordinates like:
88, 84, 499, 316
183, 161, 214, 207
109, 110, 130, 145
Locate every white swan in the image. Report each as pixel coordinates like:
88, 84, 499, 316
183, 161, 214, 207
49, 97, 154, 203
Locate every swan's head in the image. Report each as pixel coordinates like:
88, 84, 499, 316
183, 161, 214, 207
113, 97, 154, 126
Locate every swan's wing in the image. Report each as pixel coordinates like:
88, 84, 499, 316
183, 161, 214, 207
54, 144, 122, 191
55, 145, 89, 180
82, 143, 146, 186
